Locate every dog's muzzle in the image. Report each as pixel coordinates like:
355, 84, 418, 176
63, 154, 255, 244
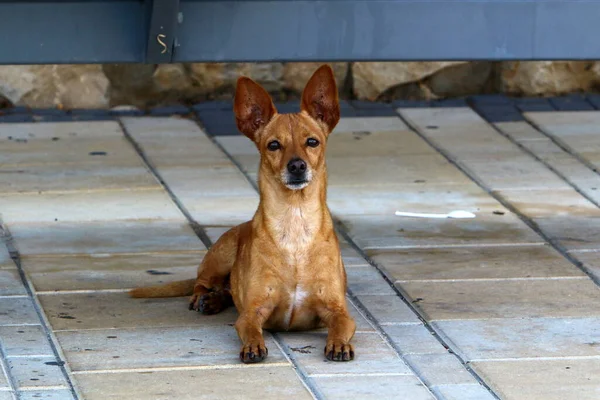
284, 158, 310, 190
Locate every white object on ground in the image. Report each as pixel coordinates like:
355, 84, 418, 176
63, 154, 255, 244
394, 210, 476, 219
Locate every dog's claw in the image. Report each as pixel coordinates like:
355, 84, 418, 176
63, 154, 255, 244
240, 342, 268, 364
324, 342, 354, 362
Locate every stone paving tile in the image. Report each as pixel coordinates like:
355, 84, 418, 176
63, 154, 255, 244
534, 216, 600, 251
567, 250, 600, 281
340, 213, 544, 250
367, 245, 584, 281
0, 246, 14, 270
0, 164, 160, 194
0, 392, 13, 400
22, 253, 204, 292
346, 266, 397, 295
495, 121, 547, 142
433, 317, 600, 360
55, 326, 287, 371
9, 220, 206, 256
431, 384, 495, 400
400, 278, 600, 320
39, 292, 236, 331
328, 184, 510, 217
458, 156, 570, 190
0, 297, 40, 326
19, 390, 75, 400
382, 325, 449, 355
312, 374, 435, 400
403, 353, 475, 386
0, 124, 143, 167
499, 188, 600, 218
0, 326, 54, 357
278, 331, 412, 376
74, 366, 312, 400
502, 137, 600, 205
472, 358, 600, 400
0, 370, 8, 389
354, 295, 421, 325
181, 195, 259, 226
326, 129, 437, 158
333, 116, 408, 134
122, 117, 260, 226
7, 357, 68, 390
327, 154, 473, 188
157, 166, 257, 198
0, 270, 26, 296
0, 190, 184, 225
400, 107, 571, 190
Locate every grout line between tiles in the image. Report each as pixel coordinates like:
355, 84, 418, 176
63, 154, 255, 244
0, 224, 81, 400
72, 362, 292, 374
19, 386, 68, 391
362, 242, 547, 250
309, 372, 413, 378
394, 276, 588, 284
21, 250, 206, 259
36, 289, 131, 295
199, 120, 464, 400
469, 355, 600, 363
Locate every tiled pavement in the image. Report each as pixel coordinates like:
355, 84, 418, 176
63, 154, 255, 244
1, 96, 600, 399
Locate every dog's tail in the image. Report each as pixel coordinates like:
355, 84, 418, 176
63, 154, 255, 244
129, 279, 196, 298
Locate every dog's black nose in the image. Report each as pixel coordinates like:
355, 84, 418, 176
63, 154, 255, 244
287, 158, 307, 176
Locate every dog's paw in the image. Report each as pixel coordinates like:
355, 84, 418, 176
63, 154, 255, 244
239, 342, 268, 364
188, 291, 232, 315
324, 341, 354, 362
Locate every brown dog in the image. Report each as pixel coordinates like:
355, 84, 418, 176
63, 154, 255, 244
130, 65, 356, 363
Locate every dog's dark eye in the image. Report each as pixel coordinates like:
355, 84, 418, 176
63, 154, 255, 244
306, 138, 320, 148
267, 140, 281, 151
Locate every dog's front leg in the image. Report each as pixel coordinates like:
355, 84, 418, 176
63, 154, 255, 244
318, 303, 356, 362
235, 292, 278, 364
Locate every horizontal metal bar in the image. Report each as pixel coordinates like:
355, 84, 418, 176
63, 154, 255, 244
1, 0, 600, 64
0, 1, 145, 64
174, 0, 600, 62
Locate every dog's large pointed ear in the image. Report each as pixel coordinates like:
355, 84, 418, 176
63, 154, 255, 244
234, 77, 277, 142
300, 65, 340, 134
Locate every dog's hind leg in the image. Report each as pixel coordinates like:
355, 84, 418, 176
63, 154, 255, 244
189, 224, 243, 314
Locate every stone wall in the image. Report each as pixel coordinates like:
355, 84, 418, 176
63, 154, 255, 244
2, 62, 600, 109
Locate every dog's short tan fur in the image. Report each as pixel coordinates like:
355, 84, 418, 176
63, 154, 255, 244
130, 65, 356, 363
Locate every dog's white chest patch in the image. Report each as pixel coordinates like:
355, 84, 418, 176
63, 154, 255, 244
283, 285, 309, 328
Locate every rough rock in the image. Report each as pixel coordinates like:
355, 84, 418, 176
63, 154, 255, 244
499, 61, 600, 96
352, 61, 466, 100
188, 63, 284, 96
0, 65, 109, 108
282, 63, 349, 94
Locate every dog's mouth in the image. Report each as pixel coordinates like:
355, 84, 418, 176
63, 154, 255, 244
285, 179, 309, 190
283, 170, 312, 190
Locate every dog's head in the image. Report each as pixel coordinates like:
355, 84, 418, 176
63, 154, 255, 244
234, 65, 340, 191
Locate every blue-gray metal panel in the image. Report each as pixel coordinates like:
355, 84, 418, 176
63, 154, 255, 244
174, 0, 600, 62
0, 1, 145, 64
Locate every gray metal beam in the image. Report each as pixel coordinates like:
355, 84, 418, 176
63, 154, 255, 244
174, 0, 600, 62
1, 0, 600, 64
0, 1, 146, 64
